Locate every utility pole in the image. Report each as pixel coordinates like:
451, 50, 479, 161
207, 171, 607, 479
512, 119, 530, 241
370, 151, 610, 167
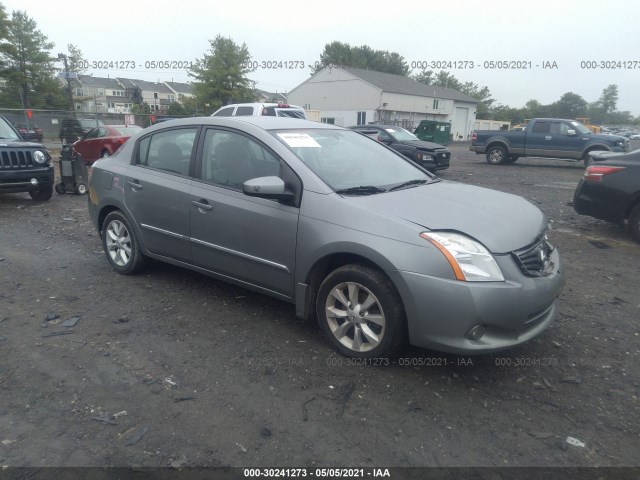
57, 53, 76, 118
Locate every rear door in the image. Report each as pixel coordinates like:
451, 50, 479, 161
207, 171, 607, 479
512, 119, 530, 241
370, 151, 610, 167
123, 127, 199, 262
189, 127, 300, 297
523, 120, 551, 157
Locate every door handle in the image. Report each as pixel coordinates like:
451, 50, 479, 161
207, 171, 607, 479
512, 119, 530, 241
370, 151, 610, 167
127, 181, 142, 190
191, 200, 213, 211
545, 136, 552, 140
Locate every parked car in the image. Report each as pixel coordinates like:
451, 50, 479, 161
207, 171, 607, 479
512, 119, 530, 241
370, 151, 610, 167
0, 115, 53, 201
211, 102, 306, 119
60, 118, 107, 144
15, 124, 44, 142
72, 125, 142, 165
574, 149, 640, 243
629, 133, 640, 140
88, 116, 564, 358
349, 124, 450, 172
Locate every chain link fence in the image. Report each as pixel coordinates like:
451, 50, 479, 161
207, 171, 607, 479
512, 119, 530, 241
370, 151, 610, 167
0, 108, 192, 141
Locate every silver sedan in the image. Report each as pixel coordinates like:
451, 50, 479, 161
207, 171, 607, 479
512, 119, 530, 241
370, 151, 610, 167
88, 116, 565, 358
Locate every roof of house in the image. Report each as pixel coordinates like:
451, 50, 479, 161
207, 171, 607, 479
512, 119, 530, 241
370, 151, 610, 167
256, 89, 287, 102
74, 75, 123, 90
165, 82, 193, 95
116, 78, 174, 94
340, 67, 479, 104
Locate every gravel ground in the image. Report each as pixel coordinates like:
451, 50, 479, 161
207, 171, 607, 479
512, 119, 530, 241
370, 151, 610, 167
0, 142, 639, 471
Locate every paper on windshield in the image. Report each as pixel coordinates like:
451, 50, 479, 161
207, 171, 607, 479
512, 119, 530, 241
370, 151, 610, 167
277, 133, 321, 148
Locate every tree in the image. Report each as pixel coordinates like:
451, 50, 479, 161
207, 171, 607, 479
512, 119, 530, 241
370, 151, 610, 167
312, 41, 409, 76
598, 84, 618, 115
66, 43, 87, 74
188, 35, 256, 113
0, 10, 59, 109
551, 92, 588, 119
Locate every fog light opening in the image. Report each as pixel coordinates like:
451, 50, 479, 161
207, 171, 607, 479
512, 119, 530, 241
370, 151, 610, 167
30, 178, 39, 186
466, 324, 487, 341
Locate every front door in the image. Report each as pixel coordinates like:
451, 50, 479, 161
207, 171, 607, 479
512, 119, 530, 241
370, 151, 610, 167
189, 128, 299, 298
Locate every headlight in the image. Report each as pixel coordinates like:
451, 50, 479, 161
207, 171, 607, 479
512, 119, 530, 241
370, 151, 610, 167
420, 232, 505, 282
33, 150, 46, 164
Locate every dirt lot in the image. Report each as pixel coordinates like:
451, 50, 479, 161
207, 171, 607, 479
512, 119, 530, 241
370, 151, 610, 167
0, 142, 639, 471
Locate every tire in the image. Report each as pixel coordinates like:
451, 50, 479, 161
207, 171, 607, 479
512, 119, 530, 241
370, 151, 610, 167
629, 204, 640, 243
76, 184, 87, 195
29, 184, 53, 201
486, 145, 508, 165
316, 264, 406, 358
101, 150, 110, 158
583, 149, 605, 166
101, 211, 146, 275
505, 155, 519, 164
55, 183, 66, 194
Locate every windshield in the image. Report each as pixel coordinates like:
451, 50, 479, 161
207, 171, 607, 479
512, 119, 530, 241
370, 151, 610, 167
271, 129, 432, 192
385, 127, 418, 142
569, 121, 592, 135
276, 109, 306, 119
0, 118, 21, 140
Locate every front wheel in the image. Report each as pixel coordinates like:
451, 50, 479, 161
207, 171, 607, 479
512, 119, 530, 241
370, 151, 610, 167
629, 204, 640, 243
316, 264, 406, 358
101, 149, 110, 158
29, 185, 53, 201
76, 184, 87, 195
486, 145, 508, 165
101, 211, 146, 274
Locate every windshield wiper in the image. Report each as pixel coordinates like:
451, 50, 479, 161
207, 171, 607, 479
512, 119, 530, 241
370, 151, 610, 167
389, 179, 429, 191
335, 185, 387, 195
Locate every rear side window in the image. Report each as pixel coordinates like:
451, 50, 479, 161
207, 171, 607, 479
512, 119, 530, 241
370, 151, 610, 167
213, 107, 234, 117
532, 121, 549, 134
137, 128, 198, 176
235, 106, 254, 116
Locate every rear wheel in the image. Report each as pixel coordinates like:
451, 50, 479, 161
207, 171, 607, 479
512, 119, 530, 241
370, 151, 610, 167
486, 145, 508, 165
316, 264, 405, 358
629, 204, 640, 243
55, 183, 66, 194
76, 183, 87, 195
102, 211, 146, 274
29, 185, 53, 201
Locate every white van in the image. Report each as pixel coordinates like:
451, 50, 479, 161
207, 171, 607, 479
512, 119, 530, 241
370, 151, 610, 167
211, 102, 306, 119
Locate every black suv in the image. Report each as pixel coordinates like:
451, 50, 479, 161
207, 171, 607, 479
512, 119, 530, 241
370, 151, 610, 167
349, 124, 450, 172
0, 115, 54, 201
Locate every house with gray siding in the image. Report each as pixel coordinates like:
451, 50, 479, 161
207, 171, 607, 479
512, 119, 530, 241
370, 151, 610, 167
287, 67, 479, 140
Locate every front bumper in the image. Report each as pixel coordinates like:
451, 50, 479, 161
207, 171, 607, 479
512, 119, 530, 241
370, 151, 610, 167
0, 166, 54, 194
388, 247, 564, 354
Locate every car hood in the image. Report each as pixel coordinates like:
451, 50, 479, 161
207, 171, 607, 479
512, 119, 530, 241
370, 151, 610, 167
0, 140, 44, 147
592, 133, 626, 143
401, 139, 448, 151
348, 181, 546, 253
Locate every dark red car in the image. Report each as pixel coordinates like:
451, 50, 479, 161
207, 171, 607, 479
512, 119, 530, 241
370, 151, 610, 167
72, 125, 142, 165
16, 124, 44, 142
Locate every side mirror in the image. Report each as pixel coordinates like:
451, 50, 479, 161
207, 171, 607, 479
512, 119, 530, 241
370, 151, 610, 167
243, 176, 294, 201
567, 129, 577, 136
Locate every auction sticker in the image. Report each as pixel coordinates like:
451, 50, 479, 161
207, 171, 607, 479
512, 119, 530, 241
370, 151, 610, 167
277, 133, 321, 148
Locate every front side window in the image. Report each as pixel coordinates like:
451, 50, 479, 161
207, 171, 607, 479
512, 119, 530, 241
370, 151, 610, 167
137, 128, 197, 176
200, 129, 281, 189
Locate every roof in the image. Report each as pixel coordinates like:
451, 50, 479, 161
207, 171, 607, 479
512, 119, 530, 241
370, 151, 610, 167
340, 67, 479, 104
116, 78, 173, 94
75, 75, 123, 90
165, 82, 194, 95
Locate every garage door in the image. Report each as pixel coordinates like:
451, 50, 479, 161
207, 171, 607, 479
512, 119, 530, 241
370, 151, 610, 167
454, 107, 469, 140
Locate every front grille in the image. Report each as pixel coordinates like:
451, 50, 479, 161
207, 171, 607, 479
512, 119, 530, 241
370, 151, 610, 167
512, 235, 555, 277
0, 150, 35, 169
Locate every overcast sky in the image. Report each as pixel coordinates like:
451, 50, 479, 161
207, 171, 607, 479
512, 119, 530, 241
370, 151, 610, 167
4, 0, 640, 116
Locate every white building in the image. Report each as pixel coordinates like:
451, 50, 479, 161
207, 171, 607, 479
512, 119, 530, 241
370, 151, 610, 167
288, 66, 479, 140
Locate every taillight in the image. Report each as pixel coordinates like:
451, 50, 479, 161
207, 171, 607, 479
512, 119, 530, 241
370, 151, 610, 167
471, 132, 477, 143
584, 165, 626, 182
